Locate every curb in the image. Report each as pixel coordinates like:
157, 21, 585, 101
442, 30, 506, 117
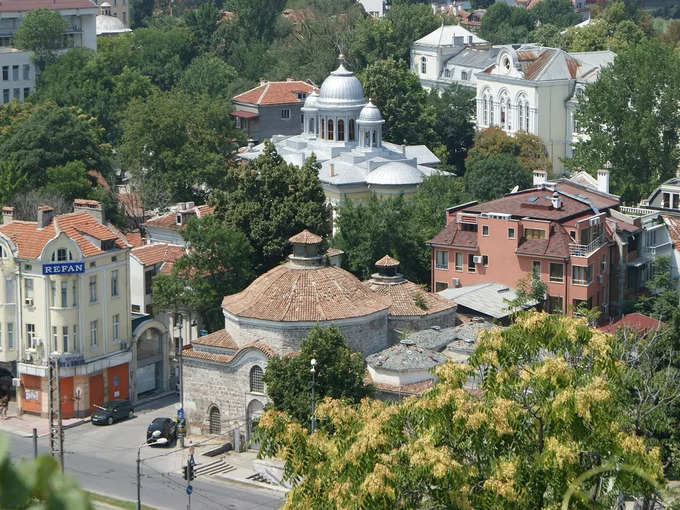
214, 472, 290, 494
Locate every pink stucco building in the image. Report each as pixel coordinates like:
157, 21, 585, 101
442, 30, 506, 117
428, 176, 620, 316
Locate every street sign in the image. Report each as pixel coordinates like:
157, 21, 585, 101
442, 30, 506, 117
177, 408, 184, 421
186, 484, 193, 495
42, 262, 85, 275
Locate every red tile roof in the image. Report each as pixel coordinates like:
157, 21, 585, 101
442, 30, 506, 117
427, 222, 478, 249
365, 279, 456, 317
230, 110, 259, 119
375, 255, 400, 267
191, 329, 237, 350
662, 215, 680, 250
232, 81, 316, 106
131, 243, 185, 267
88, 170, 110, 190
516, 223, 572, 259
0, 212, 127, 259
0, 0, 96, 11
183, 340, 274, 364
599, 313, 664, 334
222, 263, 390, 322
289, 229, 322, 245
143, 204, 215, 231
125, 232, 143, 248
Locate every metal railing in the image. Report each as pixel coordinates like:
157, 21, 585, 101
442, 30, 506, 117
569, 235, 606, 257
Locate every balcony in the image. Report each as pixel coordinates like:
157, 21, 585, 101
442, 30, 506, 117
569, 235, 606, 257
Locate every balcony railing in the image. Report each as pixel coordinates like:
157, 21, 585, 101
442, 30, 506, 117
569, 235, 606, 257
619, 206, 657, 217
572, 278, 592, 286
645, 241, 671, 257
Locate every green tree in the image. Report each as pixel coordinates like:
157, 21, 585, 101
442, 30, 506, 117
471, 0, 495, 8
634, 256, 679, 321
42, 161, 93, 203
256, 312, 665, 508
263, 325, 371, 426
130, 0, 155, 28
153, 215, 254, 330
568, 39, 680, 203
120, 90, 243, 209
0, 102, 112, 188
183, 1, 221, 54
530, 23, 564, 47
466, 126, 552, 175
479, 2, 534, 44
213, 142, 331, 273
361, 57, 436, 145
530, 0, 581, 29
12, 8, 68, 71
505, 269, 548, 314
0, 161, 29, 207
464, 153, 531, 201
177, 54, 238, 98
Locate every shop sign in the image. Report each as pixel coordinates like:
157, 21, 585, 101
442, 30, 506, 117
42, 262, 85, 275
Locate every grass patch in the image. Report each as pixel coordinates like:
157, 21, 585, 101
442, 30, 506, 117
86, 491, 157, 510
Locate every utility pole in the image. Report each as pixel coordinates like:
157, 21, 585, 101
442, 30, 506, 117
47, 357, 64, 471
32, 428, 38, 459
136, 447, 141, 510
310, 358, 316, 433
56, 359, 63, 472
176, 314, 185, 448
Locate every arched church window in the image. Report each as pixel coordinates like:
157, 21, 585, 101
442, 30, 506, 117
483, 96, 488, 126
321, 118, 325, 138
364, 131, 370, 147
421, 57, 427, 74
489, 98, 494, 126
250, 366, 264, 393
499, 91, 510, 130
328, 119, 334, 140
349, 119, 355, 141
524, 103, 530, 132
372, 130, 377, 147
517, 94, 528, 132
337, 119, 344, 141
209, 406, 221, 434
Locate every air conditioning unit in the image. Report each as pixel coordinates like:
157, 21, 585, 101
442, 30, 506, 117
24, 297, 33, 306
451, 278, 461, 288
473, 255, 483, 264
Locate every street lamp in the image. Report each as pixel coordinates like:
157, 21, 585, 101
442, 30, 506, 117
310, 358, 317, 433
137, 430, 168, 510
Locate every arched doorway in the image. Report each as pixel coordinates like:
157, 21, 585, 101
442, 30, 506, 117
208, 405, 221, 435
133, 321, 166, 399
247, 399, 264, 448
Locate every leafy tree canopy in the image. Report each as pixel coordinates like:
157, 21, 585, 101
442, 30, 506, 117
264, 325, 371, 426
479, 2, 534, 44
634, 256, 679, 322
567, 38, 680, 203
177, 54, 239, 98
129, 0, 155, 28
12, 8, 68, 71
256, 312, 665, 509
530, 0, 581, 29
464, 153, 531, 202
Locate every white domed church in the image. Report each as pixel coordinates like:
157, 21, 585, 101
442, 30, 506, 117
239, 57, 442, 220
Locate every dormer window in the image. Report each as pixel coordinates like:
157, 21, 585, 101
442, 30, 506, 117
101, 240, 115, 251
502, 55, 511, 73
296, 92, 306, 100
176, 214, 182, 225
52, 248, 73, 262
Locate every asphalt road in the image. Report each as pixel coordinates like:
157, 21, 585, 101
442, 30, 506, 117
7, 396, 284, 510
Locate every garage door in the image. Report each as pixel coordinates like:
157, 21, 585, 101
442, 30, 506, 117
136, 364, 156, 395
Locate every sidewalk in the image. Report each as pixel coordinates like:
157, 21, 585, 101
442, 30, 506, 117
0, 401, 90, 438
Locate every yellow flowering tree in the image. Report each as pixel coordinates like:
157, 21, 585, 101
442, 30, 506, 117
255, 312, 665, 509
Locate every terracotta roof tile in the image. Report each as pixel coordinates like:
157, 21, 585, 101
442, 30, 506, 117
184, 340, 274, 364
192, 329, 237, 349
143, 204, 214, 231
427, 222, 478, 249
375, 255, 399, 267
662, 215, 680, 250
125, 232, 143, 248
599, 313, 664, 334
222, 263, 390, 322
516, 223, 572, 259
365, 279, 456, 317
289, 229, 322, 244
131, 243, 186, 267
233, 81, 316, 106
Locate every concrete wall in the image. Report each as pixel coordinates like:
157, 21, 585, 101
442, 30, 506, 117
0, 50, 35, 105
247, 103, 305, 143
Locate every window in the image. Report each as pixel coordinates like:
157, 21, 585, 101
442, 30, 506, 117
548, 295, 563, 313
444, 69, 450, 78
72, 280, 78, 306
52, 248, 72, 262
489, 97, 494, 125
1, 66, 7, 80
144, 270, 154, 295
24, 279, 33, 300
250, 365, 264, 393
12, 65, 18, 81
421, 56, 427, 74
483, 93, 489, 125
435, 282, 448, 292
524, 228, 545, 240
663, 193, 671, 208
482, 225, 489, 236
327, 119, 334, 140
2, 89, 8, 104
499, 92, 510, 129
572, 265, 593, 285
5, 278, 14, 303
7, 323, 14, 349
600, 256, 607, 273
21, 87, 29, 99
22, 64, 29, 80
349, 119, 355, 141
508, 228, 515, 239
73, 325, 78, 350
13, 88, 19, 100
52, 326, 58, 351
90, 320, 98, 347
468, 254, 476, 272
51, 281, 56, 303
569, 230, 576, 241
26, 324, 36, 348
337, 119, 344, 141
461, 71, 468, 81
89, 276, 97, 303
435, 250, 448, 270
62, 326, 68, 352
482, 255, 489, 266
113, 314, 119, 342
674, 194, 680, 210
455, 252, 463, 271
281, 109, 290, 119
532, 261, 541, 276
111, 270, 119, 297
550, 263, 564, 282
61, 281, 67, 307
460, 223, 478, 232
176, 214, 182, 225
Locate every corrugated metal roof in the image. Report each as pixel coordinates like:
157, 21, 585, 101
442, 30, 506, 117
439, 282, 536, 319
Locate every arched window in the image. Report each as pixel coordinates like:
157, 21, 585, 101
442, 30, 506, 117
489, 98, 494, 126
364, 131, 370, 147
483, 96, 489, 126
337, 119, 344, 141
250, 365, 264, 393
524, 103, 530, 132
499, 91, 510, 130
327, 119, 334, 140
52, 248, 72, 262
209, 406, 221, 434
372, 130, 377, 147
320, 118, 325, 138
518, 98, 525, 132
421, 57, 427, 74
517, 94, 530, 132
444, 69, 450, 78
349, 119, 355, 141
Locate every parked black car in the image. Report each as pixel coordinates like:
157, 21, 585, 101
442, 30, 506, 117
91, 400, 134, 425
146, 417, 177, 445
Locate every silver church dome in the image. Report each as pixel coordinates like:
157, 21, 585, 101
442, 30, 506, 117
96, 14, 131, 35
318, 64, 365, 107
366, 162, 424, 186
358, 101, 383, 122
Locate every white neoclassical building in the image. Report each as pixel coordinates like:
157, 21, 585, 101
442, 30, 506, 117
239, 58, 442, 221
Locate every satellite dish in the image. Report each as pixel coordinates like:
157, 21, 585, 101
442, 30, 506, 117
510, 185, 519, 193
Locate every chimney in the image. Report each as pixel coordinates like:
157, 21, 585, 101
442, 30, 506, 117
551, 191, 562, 210
533, 169, 547, 187
329, 163, 335, 177
37, 205, 54, 229
2, 206, 14, 224
74, 199, 103, 224
597, 165, 610, 194
247, 138, 255, 151
259, 78, 267, 86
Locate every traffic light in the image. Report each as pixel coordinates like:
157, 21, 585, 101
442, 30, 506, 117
183, 462, 194, 481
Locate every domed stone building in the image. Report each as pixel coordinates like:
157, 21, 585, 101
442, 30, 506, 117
239, 57, 443, 224
96, 2, 131, 37
183, 232, 456, 440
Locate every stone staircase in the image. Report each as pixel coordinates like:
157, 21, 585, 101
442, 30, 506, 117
192, 458, 235, 478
